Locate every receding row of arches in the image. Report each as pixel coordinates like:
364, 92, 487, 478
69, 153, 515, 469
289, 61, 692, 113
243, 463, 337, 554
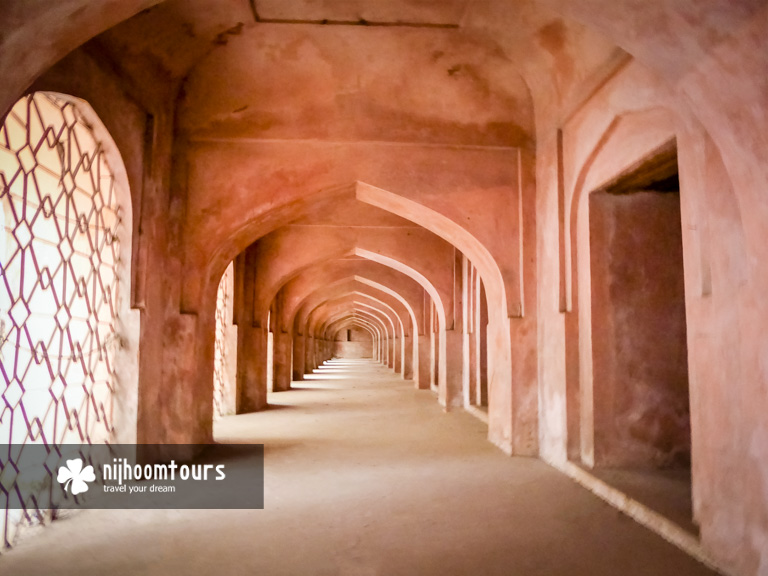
210, 234, 493, 422
186, 173, 537, 458
0, 2, 764, 572
0, 83, 731, 559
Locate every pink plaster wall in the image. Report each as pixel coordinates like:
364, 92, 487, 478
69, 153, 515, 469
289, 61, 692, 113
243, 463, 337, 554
333, 327, 373, 359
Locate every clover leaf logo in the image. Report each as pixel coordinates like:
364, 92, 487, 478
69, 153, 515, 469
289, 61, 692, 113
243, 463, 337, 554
57, 458, 95, 495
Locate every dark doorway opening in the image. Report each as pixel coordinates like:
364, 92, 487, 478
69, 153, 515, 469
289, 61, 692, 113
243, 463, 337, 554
588, 143, 694, 532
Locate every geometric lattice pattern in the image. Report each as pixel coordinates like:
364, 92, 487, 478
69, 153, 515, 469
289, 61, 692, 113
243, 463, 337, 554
0, 93, 123, 547
213, 264, 231, 420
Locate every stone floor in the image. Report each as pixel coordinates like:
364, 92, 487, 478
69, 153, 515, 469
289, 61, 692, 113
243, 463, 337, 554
1, 359, 719, 576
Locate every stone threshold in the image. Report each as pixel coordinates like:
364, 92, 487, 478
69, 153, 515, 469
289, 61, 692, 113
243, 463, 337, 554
551, 460, 733, 576
464, 405, 489, 424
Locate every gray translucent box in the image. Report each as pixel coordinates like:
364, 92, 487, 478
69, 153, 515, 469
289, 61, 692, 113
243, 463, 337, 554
0, 444, 264, 510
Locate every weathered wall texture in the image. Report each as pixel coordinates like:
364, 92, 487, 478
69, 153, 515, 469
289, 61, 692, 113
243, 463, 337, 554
589, 191, 690, 469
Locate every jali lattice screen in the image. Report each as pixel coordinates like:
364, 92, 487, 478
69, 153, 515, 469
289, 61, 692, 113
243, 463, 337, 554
0, 93, 124, 547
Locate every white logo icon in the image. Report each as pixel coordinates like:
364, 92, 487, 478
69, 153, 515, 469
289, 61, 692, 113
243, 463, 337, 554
57, 458, 96, 495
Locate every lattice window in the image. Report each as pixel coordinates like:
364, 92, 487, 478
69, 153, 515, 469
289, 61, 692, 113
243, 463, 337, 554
213, 263, 232, 419
0, 93, 124, 547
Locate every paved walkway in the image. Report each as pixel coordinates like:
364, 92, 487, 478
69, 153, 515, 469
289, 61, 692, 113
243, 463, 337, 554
1, 359, 718, 575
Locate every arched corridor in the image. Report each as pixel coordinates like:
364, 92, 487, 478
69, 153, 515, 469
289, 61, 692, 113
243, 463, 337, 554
1, 1, 767, 575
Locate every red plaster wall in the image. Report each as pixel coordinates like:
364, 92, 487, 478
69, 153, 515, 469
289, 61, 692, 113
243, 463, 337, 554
590, 190, 690, 468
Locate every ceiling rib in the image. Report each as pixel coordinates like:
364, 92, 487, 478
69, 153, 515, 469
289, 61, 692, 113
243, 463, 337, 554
248, 0, 459, 29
